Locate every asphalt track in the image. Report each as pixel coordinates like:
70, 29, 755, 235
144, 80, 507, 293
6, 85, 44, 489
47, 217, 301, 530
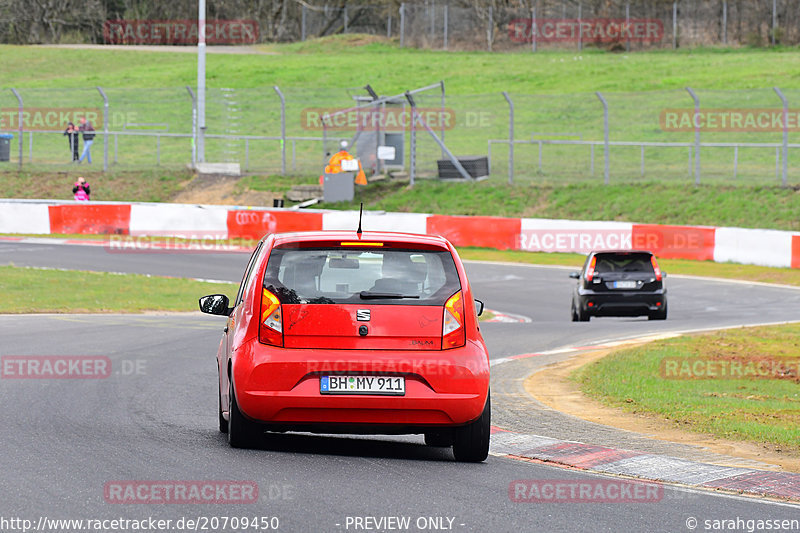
2, 241, 800, 533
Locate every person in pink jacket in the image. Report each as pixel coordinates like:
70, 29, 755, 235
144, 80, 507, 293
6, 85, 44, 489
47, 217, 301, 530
72, 176, 91, 201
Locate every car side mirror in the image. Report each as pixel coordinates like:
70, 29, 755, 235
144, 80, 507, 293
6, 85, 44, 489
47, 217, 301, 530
662, 272, 667, 278
569, 272, 580, 279
474, 299, 484, 317
199, 294, 232, 316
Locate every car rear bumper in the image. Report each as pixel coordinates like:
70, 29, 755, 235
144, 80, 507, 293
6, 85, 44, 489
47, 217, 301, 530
578, 290, 666, 316
232, 339, 490, 429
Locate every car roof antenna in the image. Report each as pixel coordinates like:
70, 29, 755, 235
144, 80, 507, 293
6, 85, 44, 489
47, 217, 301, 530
356, 203, 363, 236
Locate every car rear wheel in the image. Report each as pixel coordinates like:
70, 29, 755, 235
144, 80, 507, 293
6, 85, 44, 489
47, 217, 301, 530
424, 430, 454, 447
574, 302, 590, 322
570, 302, 579, 322
649, 303, 668, 321
228, 380, 262, 448
218, 384, 228, 434
452, 394, 491, 463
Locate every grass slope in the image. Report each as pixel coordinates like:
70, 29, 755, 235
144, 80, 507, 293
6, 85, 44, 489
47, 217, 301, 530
573, 325, 800, 453
2, 40, 800, 92
0, 265, 234, 313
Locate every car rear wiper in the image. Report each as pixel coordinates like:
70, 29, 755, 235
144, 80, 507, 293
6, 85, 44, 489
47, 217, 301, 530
359, 291, 420, 300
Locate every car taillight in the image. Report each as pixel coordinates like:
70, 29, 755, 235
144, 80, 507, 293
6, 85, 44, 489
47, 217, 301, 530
651, 256, 662, 281
585, 256, 597, 283
259, 288, 283, 347
442, 291, 466, 349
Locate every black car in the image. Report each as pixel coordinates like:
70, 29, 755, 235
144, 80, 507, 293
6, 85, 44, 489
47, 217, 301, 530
569, 250, 667, 321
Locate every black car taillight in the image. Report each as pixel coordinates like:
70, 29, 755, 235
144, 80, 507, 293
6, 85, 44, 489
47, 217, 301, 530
651, 256, 662, 281
585, 256, 597, 283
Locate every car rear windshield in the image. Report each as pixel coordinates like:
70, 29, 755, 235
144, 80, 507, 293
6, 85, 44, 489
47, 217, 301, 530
592, 253, 655, 274
263, 247, 462, 305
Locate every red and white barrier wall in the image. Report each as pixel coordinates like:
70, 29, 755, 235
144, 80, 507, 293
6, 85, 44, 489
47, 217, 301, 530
1, 200, 798, 269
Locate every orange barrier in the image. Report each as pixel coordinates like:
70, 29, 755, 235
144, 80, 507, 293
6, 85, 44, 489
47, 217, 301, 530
792, 235, 800, 269
227, 210, 323, 240
48, 204, 131, 235
631, 224, 715, 261
427, 215, 521, 250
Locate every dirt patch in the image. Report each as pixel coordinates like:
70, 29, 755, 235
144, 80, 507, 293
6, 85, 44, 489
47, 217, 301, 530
171, 174, 279, 207
526, 347, 800, 472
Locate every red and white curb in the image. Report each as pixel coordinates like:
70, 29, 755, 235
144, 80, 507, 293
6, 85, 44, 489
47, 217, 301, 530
482, 309, 532, 323
489, 428, 800, 502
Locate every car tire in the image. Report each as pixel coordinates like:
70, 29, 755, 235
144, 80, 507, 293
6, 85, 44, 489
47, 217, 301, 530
218, 384, 228, 434
228, 380, 261, 448
649, 303, 668, 321
424, 430, 454, 447
452, 393, 491, 463
576, 304, 590, 322
570, 302, 579, 322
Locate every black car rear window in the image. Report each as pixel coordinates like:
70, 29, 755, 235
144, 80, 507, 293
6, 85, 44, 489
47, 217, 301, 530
263, 248, 462, 305
593, 253, 655, 274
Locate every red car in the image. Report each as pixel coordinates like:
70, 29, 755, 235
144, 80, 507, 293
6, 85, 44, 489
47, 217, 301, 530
199, 230, 491, 462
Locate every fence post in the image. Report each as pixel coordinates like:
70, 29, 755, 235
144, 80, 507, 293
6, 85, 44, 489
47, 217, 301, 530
429, 1, 435, 44
772, 0, 777, 46
186, 86, 197, 168
625, 2, 630, 52
440, 80, 446, 159
487, 6, 493, 52
10, 89, 22, 170
273, 86, 287, 175
532, 7, 536, 52
686, 87, 700, 185
408, 98, 416, 186
443, 3, 448, 50
672, 1, 677, 49
400, 3, 405, 47
774, 87, 788, 187
502, 91, 514, 184
301, 5, 307, 41
197, 0, 206, 163
344, 5, 348, 33
387, 14, 392, 38
722, 0, 727, 45
596, 92, 609, 185
578, 2, 582, 52
96, 86, 109, 172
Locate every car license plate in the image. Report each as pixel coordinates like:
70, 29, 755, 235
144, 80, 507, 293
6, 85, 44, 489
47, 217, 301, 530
612, 280, 638, 289
320, 375, 405, 395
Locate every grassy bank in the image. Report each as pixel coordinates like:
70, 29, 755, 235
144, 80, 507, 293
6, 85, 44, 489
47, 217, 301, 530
3, 41, 800, 92
572, 325, 800, 453
0, 265, 234, 313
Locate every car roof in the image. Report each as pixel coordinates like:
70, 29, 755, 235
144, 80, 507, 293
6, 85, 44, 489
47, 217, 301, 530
590, 249, 655, 256
266, 230, 452, 249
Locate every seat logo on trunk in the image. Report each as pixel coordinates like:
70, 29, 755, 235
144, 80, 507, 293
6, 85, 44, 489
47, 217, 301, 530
356, 310, 370, 321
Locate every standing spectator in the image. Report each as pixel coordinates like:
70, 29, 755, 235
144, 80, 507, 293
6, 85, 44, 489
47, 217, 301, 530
72, 176, 91, 201
63, 122, 79, 162
78, 117, 95, 164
